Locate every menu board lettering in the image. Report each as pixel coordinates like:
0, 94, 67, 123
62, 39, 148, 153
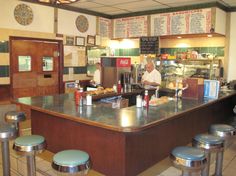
151, 8, 212, 36
113, 16, 147, 38
153, 14, 170, 36
99, 17, 112, 38
140, 36, 159, 54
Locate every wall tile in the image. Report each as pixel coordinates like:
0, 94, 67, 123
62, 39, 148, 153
63, 67, 69, 74
0, 41, 9, 53
73, 67, 87, 74
0, 65, 9, 77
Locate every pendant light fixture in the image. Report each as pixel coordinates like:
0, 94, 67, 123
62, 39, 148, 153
38, 0, 79, 4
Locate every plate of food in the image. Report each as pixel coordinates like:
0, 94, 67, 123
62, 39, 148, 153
149, 96, 169, 106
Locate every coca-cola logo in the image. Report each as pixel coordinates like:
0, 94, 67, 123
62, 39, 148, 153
117, 58, 131, 67
119, 59, 128, 65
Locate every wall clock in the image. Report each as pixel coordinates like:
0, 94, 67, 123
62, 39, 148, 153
75, 15, 89, 33
14, 4, 33, 26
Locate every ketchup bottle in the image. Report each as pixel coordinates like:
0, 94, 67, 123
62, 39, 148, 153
117, 80, 122, 93
143, 90, 149, 108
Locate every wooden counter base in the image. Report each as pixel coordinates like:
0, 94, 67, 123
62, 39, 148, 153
31, 95, 235, 176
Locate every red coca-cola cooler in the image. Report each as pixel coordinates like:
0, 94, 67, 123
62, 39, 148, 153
101, 57, 131, 88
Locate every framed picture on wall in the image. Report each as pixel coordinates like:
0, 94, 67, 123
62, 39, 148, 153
75, 36, 85, 46
87, 35, 95, 45
65, 36, 74, 46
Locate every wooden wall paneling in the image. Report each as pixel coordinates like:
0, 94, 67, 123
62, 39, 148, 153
0, 85, 11, 101
31, 110, 126, 176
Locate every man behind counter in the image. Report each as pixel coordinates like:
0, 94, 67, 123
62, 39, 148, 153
142, 62, 161, 88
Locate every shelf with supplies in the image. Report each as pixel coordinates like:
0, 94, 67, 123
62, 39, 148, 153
155, 58, 222, 82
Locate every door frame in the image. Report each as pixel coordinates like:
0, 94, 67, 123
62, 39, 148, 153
9, 36, 64, 98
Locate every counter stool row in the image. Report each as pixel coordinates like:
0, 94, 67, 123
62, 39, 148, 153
170, 123, 236, 176
0, 111, 91, 176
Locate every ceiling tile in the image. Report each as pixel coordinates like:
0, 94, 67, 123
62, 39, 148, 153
90, 0, 142, 6
114, 0, 162, 9
90, 6, 122, 12
128, 4, 168, 12
68, 2, 104, 8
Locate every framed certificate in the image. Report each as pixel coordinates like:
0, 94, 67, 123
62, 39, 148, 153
75, 36, 85, 46
87, 35, 95, 45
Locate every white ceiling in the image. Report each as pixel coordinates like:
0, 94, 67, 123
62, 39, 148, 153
65, 0, 236, 15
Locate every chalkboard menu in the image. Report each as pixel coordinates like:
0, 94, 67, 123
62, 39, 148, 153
140, 36, 159, 54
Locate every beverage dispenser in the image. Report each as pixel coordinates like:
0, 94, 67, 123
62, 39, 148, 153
101, 57, 131, 88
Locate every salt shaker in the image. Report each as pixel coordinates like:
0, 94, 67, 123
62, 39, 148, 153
136, 95, 142, 108
86, 94, 92, 106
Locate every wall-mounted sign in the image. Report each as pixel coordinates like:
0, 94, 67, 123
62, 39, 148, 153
140, 36, 159, 54
151, 8, 212, 36
99, 17, 112, 38
113, 16, 148, 38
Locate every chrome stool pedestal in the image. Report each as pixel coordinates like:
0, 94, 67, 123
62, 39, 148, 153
5, 111, 26, 131
0, 124, 17, 176
170, 146, 207, 176
209, 124, 236, 176
13, 135, 46, 176
193, 134, 224, 176
52, 150, 91, 175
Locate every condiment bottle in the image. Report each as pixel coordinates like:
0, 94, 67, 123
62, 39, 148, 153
79, 88, 84, 106
143, 90, 149, 108
74, 83, 79, 104
117, 80, 122, 93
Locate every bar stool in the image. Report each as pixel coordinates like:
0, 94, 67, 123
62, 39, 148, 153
13, 135, 46, 176
209, 124, 236, 176
193, 134, 224, 176
52, 150, 91, 175
209, 124, 236, 147
170, 146, 207, 176
0, 124, 17, 176
5, 111, 26, 130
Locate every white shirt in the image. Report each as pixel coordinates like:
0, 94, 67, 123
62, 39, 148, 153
93, 69, 101, 85
142, 69, 161, 87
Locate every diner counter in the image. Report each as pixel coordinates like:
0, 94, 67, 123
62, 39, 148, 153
13, 90, 236, 176
15, 90, 236, 132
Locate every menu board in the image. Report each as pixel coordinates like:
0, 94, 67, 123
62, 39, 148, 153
113, 16, 148, 38
189, 9, 212, 34
153, 13, 170, 36
99, 17, 112, 38
140, 36, 159, 54
171, 12, 187, 35
151, 8, 212, 36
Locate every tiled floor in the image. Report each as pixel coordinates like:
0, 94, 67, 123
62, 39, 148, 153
0, 106, 236, 175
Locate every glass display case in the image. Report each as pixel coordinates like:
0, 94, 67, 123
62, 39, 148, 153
155, 59, 222, 84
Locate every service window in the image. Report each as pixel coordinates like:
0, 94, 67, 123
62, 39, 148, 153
18, 56, 31, 72
42, 57, 53, 71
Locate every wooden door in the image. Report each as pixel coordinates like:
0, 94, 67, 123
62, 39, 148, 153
10, 38, 63, 98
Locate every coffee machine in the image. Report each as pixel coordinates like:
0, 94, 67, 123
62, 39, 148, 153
121, 72, 132, 91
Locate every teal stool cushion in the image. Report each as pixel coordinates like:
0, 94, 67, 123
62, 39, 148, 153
194, 134, 223, 145
15, 135, 45, 146
210, 124, 235, 132
53, 150, 89, 167
172, 146, 205, 161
